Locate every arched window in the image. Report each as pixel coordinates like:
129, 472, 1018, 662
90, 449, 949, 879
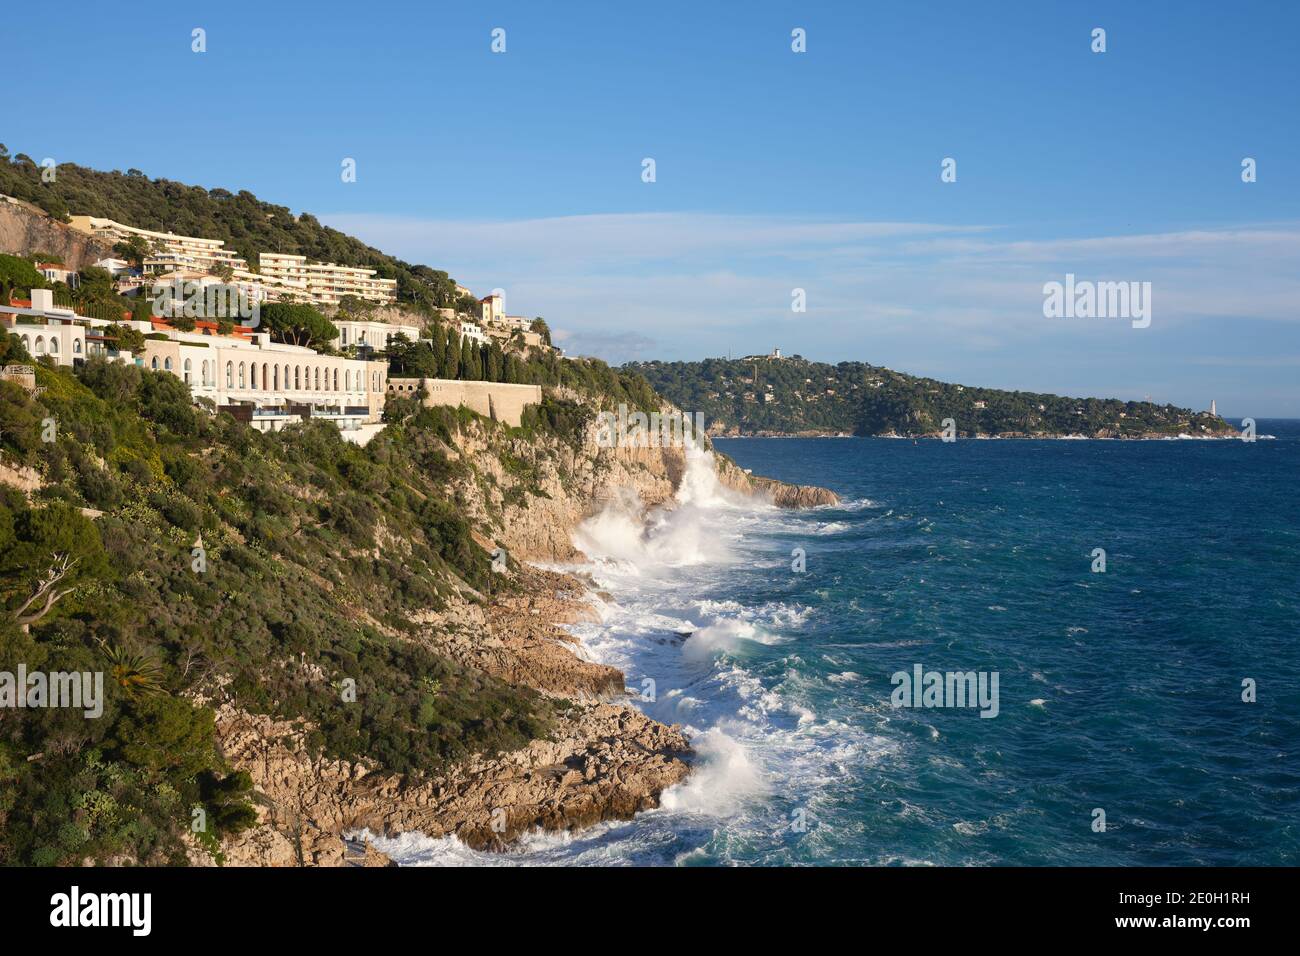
262, 363, 269, 390
314, 368, 321, 390
164, 357, 172, 371
294, 366, 301, 390
150, 356, 158, 369
183, 358, 192, 384
202, 360, 210, 385
345, 370, 351, 391
73, 338, 82, 354
20, 335, 30, 351
49, 338, 59, 355
333, 369, 339, 391
226, 362, 234, 388
35, 336, 45, 355
238, 363, 246, 388
273, 365, 279, 390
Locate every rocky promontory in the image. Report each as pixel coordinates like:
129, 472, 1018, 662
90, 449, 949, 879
206, 413, 834, 866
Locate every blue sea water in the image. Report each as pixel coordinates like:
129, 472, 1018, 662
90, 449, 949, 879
374, 423, 1299, 866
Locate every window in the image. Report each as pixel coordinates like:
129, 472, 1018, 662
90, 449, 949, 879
226, 362, 233, 388
262, 363, 269, 390
49, 338, 59, 355
341, 328, 348, 345
250, 363, 258, 389
164, 357, 173, 370
294, 366, 300, 389
35, 336, 45, 354
202, 360, 210, 385
238, 363, 246, 388
333, 369, 339, 390
273, 365, 279, 390
151, 356, 158, 369
183, 358, 192, 384
20, 336, 29, 350
73, 339, 82, 354
345, 370, 351, 391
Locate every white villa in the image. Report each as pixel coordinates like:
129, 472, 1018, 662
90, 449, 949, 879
334, 316, 422, 352
0, 290, 88, 362
458, 321, 489, 346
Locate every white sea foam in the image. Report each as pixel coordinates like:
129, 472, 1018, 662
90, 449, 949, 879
383, 443, 889, 866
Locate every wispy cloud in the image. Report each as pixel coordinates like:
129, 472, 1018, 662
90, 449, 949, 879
321, 210, 1300, 413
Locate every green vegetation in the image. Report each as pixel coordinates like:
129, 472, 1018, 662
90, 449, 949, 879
0, 327, 555, 865
0, 147, 466, 315
0, 252, 48, 303
626, 356, 1236, 438
259, 302, 338, 350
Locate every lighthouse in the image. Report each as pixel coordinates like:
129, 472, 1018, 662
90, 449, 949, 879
1210, 399, 1217, 416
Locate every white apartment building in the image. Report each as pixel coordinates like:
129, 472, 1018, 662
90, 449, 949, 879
259, 253, 397, 306
68, 216, 249, 274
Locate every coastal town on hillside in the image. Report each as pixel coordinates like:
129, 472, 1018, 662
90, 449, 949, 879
0, 203, 554, 440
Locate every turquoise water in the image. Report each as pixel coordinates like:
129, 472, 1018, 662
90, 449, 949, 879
377, 424, 1299, 866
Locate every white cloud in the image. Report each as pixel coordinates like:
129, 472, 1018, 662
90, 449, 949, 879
319, 209, 1300, 412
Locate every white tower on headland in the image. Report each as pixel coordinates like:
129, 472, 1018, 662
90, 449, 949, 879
1210, 399, 1217, 416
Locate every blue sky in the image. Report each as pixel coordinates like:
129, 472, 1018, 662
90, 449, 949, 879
8, 0, 1300, 414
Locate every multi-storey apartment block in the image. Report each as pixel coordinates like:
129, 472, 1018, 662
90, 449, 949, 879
68, 216, 250, 274
259, 253, 397, 307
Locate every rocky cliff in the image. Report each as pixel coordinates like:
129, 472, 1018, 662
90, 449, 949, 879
204, 400, 836, 866
0, 200, 113, 269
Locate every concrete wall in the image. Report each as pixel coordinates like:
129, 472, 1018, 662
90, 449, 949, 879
388, 377, 542, 427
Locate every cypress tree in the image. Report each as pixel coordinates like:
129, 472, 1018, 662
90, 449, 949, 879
460, 339, 474, 380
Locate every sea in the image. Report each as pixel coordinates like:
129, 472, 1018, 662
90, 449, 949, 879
368, 420, 1300, 866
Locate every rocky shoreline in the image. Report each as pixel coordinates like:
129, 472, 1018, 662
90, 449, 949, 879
202, 435, 836, 866
202, 565, 692, 867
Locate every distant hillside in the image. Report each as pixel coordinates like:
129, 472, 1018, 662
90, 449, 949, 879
0, 146, 472, 315
624, 356, 1236, 438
